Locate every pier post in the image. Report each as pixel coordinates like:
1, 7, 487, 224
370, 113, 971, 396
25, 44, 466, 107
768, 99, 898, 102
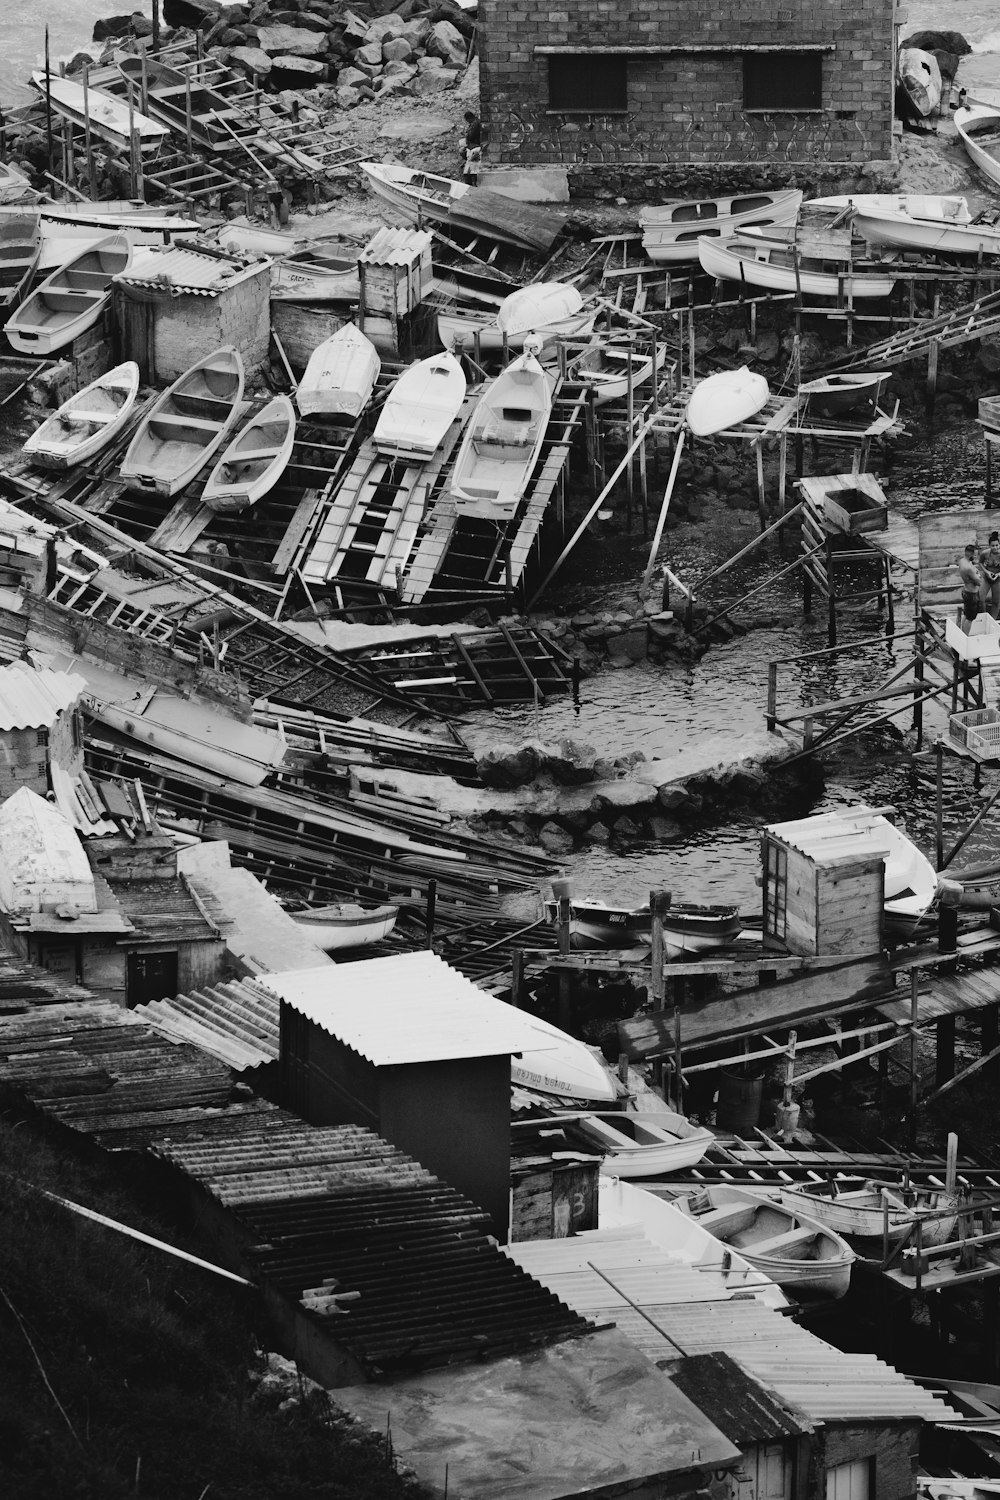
152, 0, 160, 49
766, 662, 777, 732
425, 878, 437, 947
510, 950, 524, 1009
909, 970, 920, 1150
935, 1014, 956, 1089
935, 739, 945, 871
983, 1004, 1000, 1086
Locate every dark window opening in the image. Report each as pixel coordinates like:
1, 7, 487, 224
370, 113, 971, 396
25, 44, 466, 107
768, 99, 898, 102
764, 842, 787, 941
548, 56, 628, 113
744, 53, 822, 110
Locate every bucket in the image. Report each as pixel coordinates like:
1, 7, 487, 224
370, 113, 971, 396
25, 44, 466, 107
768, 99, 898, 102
716, 1070, 764, 1132
550, 877, 573, 901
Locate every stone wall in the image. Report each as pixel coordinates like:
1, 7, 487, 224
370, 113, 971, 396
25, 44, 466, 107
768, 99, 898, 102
479, 0, 896, 189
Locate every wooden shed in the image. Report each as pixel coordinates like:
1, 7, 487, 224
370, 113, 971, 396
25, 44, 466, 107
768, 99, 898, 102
265, 951, 557, 1243
761, 809, 891, 956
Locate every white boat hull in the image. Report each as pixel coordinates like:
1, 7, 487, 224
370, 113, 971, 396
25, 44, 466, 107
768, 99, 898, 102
572, 344, 666, 406
698, 236, 897, 300
31, 69, 169, 148
297, 324, 381, 419
373, 351, 467, 462
360, 160, 468, 228
853, 209, 1000, 257
450, 349, 554, 520
6, 232, 132, 355
120, 345, 245, 498
955, 104, 1000, 192
292, 903, 398, 951
202, 394, 296, 515
572, 1109, 714, 1177
687, 1184, 855, 1300
23, 361, 140, 471
438, 307, 597, 353
511, 1011, 617, 1102
687, 366, 769, 436
641, 189, 803, 262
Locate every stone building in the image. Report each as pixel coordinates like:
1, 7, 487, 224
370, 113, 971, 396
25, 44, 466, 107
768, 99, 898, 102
478, 0, 898, 198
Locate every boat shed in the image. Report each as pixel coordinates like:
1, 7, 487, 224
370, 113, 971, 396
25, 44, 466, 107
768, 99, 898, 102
477, 0, 896, 198
112, 243, 271, 384
0, 659, 87, 803
263, 951, 557, 1242
760, 808, 891, 956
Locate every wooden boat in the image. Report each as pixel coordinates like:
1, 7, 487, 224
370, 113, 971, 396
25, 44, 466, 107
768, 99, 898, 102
373, 350, 467, 462
0, 202, 202, 273
360, 159, 469, 229
296, 323, 381, 419
30, 69, 170, 148
450, 347, 554, 520
686, 366, 769, 436
291, 901, 398, 951
0, 161, 31, 204
955, 102, 1000, 192
0, 213, 41, 319
811, 192, 973, 224
773, 1178, 958, 1248
570, 1109, 714, 1177
22, 361, 140, 471
438, 304, 598, 353
570, 342, 667, 405
496, 281, 584, 336
797, 371, 891, 420
201, 394, 296, 515
853, 203, 1000, 257
120, 346, 245, 498
698, 233, 898, 300
511, 1011, 617, 1102
640, 189, 803, 263
544, 895, 742, 955
217, 223, 363, 303
5, 233, 131, 355
897, 47, 942, 117
680, 1183, 855, 1300
118, 56, 251, 149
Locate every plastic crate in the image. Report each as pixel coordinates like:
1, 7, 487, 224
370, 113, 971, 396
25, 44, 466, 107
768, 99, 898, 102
979, 395, 1000, 433
950, 707, 1000, 755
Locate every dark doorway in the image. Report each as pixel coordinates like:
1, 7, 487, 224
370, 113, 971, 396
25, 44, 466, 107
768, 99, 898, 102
126, 950, 178, 1008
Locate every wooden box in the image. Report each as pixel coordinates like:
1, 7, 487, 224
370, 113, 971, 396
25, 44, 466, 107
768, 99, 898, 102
979, 395, 1000, 433
823, 485, 888, 534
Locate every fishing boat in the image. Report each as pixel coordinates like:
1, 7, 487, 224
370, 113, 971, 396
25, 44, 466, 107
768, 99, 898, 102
450, 346, 554, 520
543, 894, 742, 955
797, 371, 891, 420
0, 201, 202, 272
511, 1011, 617, 1102
897, 46, 942, 118
291, 901, 399, 951
677, 1183, 855, 1300
373, 350, 467, 462
687, 365, 770, 436
118, 56, 251, 149
811, 192, 973, 224
0, 213, 41, 320
772, 1178, 958, 1248
120, 346, 245, 498
5, 233, 131, 355
852, 203, 1000, 257
360, 159, 469, 228
437, 303, 598, 353
955, 102, 1000, 192
22, 361, 140, 471
30, 69, 170, 148
201, 394, 296, 515
640, 189, 803, 262
570, 1109, 714, 1177
570, 342, 667, 405
497, 281, 584, 336
296, 323, 381, 419
698, 233, 898, 300
0, 161, 31, 204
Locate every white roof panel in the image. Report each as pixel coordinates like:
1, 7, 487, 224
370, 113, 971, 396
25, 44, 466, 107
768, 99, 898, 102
0, 660, 86, 730
259, 951, 555, 1065
115, 244, 255, 296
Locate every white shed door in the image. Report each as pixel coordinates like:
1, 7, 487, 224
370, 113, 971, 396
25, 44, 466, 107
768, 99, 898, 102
759, 1443, 793, 1500
826, 1459, 872, 1500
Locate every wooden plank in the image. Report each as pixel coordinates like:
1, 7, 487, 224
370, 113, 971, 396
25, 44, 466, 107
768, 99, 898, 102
450, 188, 566, 254
618, 954, 891, 1059
148, 492, 214, 555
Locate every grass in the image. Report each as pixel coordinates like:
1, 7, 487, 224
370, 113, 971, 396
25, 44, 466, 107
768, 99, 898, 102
0, 1116, 429, 1500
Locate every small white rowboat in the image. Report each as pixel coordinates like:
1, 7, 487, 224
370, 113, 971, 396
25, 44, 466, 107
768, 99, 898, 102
373, 350, 467, 462
6, 233, 131, 355
22, 361, 140, 471
297, 323, 381, 419
686, 366, 769, 436
291, 901, 399, 951
955, 103, 1000, 193
450, 347, 554, 520
698, 234, 898, 300
679, 1183, 855, 1300
30, 69, 170, 148
0, 213, 41, 319
570, 342, 667, 406
640, 189, 803, 263
571, 1109, 714, 1177
120, 345, 245, 498
201, 394, 296, 515
773, 1178, 958, 1248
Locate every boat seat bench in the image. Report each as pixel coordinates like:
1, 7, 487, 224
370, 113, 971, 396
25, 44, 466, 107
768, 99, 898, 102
150, 413, 222, 434
696, 1204, 759, 1235
748, 1226, 820, 1257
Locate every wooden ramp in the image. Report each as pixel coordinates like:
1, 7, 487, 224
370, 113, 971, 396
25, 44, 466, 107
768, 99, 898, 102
827, 285, 1000, 372
346, 624, 577, 707
450, 189, 566, 253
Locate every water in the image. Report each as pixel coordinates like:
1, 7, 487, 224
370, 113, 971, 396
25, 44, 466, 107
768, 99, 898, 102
901, 2, 1000, 96
0, 3, 152, 107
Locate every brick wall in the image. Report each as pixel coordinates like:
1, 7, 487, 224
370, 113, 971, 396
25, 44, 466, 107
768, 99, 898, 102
479, 0, 895, 192
813, 1421, 919, 1500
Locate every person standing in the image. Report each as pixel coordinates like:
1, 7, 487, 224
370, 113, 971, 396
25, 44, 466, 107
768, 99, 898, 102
959, 542, 985, 630
981, 531, 1000, 618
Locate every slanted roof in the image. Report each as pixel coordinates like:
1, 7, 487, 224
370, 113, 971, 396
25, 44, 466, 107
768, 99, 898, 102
764, 807, 892, 867
669, 1351, 811, 1443
0, 659, 85, 730
260, 951, 554, 1065
114, 243, 261, 297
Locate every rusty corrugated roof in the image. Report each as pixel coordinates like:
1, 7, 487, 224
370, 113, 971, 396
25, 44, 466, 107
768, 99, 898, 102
0, 659, 86, 730
668, 1352, 811, 1442
114, 243, 256, 297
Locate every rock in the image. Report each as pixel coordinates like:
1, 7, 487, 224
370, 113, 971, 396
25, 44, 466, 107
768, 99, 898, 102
412, 68, 455, 94
611, 816, 642, 843
584, 822, 611, 844
383, 60, 417, 81
256, 23, 328, 55
607, 625, 647, 663
382, 36, 413, 62
647, 814, 681, 840
365, 15, 407, 41
400, 18, 431, 48
92, 14, 136, 40
375, 74, 410, 96
269, 55, 327, 85
228, 44, 272, 76
416, 54, 444, 72
539, 821, 575, 855
476, 743, 539, 789
547, 738, 598, 785
570, 611, 596, 629
163, 0, 222, 26
592, 758, 617, 781
337, 65, 369, 87
130, 11, 153, 36
426, 18, 467, 67
335, 84, 363, 107
355, 40, 385, 67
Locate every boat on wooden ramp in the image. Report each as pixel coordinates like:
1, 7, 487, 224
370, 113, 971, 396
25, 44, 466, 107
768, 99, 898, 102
676, 1183, 855, 1300
438, 302, 597, 353
543, 891, 742, 956
360, 159, 470, 228
373, 349, 467, 462
218, 222, 363, 303
290, 901, 399, 952
686, 365, 769, 436
0, 213, 41, 321
118, 55, 250, 149
450, 345, 554, 520
297, 323, 381, 419
0, 161, 31, 204
0, 201, 202, 272
201, 394, 296, 515
955, 102, 1000, 193
120, 346, 245, 498
852, 201, 1000, 257
797, 370, 891, 420
569, 341, 667, 405
698, 232, 898, 300
570, 1108, 714, 1177
22, 361, 140, 471
771, 1177, 959, 1249
639, 188, 803, 262
511, 1011, 617, 1102
30, 69, 170, 148
5, 232, 131, 355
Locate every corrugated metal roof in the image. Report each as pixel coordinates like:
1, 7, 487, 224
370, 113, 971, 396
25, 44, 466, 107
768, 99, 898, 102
669, 1351, 811, 1442
114, 244, 255, 296
0, 497, 58, 556
136, 977, 279, 1071
360, 226, 433, 265
505, 1225, 959, 1426
0, 659, 86, 730
259, 952, 555, 1064
765, 807, 893, 865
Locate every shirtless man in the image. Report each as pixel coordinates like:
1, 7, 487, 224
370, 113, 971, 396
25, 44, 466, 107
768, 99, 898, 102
959, 543, 984, 629
981, 531, 1000, 619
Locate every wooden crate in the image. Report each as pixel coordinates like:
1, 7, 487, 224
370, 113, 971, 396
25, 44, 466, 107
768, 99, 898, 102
950, 706, 1000, 755
979, 395, 1000, 433
823, 485, 888, 534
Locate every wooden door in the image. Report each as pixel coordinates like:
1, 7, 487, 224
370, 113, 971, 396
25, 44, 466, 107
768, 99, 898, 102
826, 1458, 872, 1500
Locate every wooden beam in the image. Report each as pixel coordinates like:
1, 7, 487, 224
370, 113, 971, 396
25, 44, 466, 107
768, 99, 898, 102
534, 43, 835, 54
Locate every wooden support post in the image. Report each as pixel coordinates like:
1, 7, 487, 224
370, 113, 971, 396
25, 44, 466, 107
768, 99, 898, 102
557, 895, 572, 957
946, 1132, 959, 1196
152, 0, 160, 49
983, 1003, 1000, 1086
936, 1013, 956, 1089
510, 949, 524, 1009
625, 345, 635, 528
935, 738, 945, 871
649, 890, 670, 1012
909, 969, 920, 1150
43, 29, 54, 178
987, 435, 994, 510
641, 428, 685, 596
756, 442, 766, 531
673, 1004, 683, 1112
425, 877, 437, 947
81, 63, 96, 201
913, 626, 925, 750
766, 661, 777, 731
